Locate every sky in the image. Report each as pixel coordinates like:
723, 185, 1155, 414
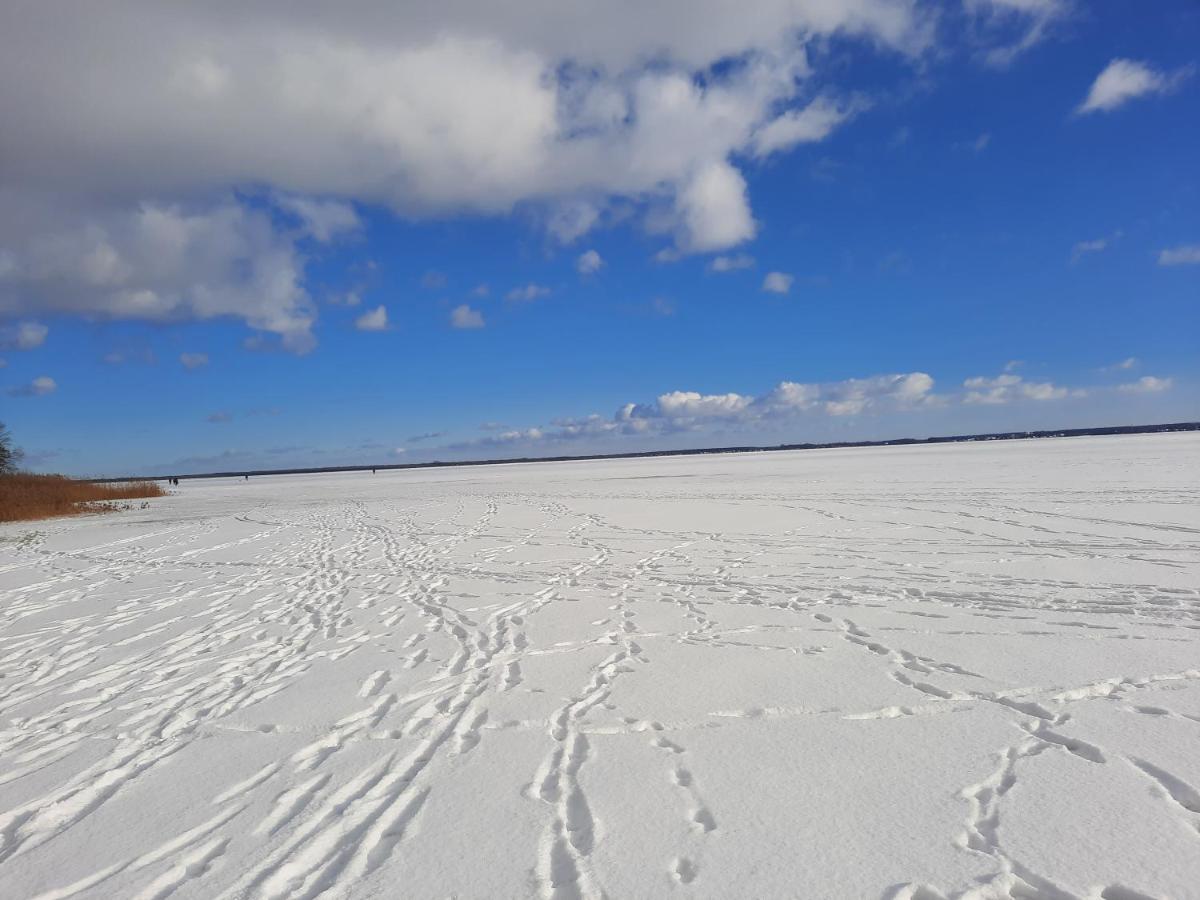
0, 1, 1197, 477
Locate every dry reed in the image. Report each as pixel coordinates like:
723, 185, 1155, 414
0, 474, 167, 523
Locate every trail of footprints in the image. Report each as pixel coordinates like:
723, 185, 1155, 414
0, 480, 1197, 899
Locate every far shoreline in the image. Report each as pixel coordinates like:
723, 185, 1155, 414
94, 420, 1199, 484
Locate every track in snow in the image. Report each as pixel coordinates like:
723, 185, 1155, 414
1, 434, 1199, 899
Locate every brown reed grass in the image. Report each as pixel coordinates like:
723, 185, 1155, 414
0, 474, 167, 523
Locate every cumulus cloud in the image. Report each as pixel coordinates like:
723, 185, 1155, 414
962, 373, 1080, 404
506, 283, 551, 302
1158, 244, 1200, 266
355, 305, 388, 331
0, 321, 48, 350
0, 0, 1064, 339
7, 375, 56, 397
179, 352, 209, 370
619, 371, 938, 431
576, 249, 603, 275
1076, 59, 1190, 115
673, 161, 756, 253
708, 253, 755, 273
445, 370, 942, 452
0, 199, 317, 353
1118, 375, 1172, 395
450, 304, 485, 329
762, 271, 794, 294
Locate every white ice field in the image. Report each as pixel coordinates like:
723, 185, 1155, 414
1, 434, 1198, 900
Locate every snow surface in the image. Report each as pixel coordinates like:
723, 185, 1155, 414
1, 433, 1199, 900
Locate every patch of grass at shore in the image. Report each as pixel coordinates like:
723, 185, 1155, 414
0, 474, 167, 523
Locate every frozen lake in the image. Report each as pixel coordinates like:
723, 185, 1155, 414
1, 434, 1198, 899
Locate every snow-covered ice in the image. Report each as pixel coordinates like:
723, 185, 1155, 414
1, 433, 1198, 899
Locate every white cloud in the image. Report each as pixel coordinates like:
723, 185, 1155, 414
437, 362, 1153, 455
1158, 244, 1200, 266
546, 202, 602, 245
355, 305, 388, 331
762, 271, 794, 294
0, 1, 1078, 342
576, 249, 603, 275
657, 391, 754, 420
1107, 356, 1138, 372
450, 304, 485, 329
274, 195, 361, 242
965, 0, 1071, 67
1070, 234, 1117, 263
7, 375, 57, 397
0, 199, 317, 353
329, 289, 362, 307
618, 371, 938, 431
179, 352, 209, 370
952, 132, 991, 153
29, 375, 56, 396
673, 160, 756, 253
506, 283, 551, 302
1118, 375, 1173, 395
962, 373, 1080, 404
1076, 59, 1189, 115
0, 321, 48, 350
0, 1, 942, 336
708, 254, 755, 273
752, 96, 866, 158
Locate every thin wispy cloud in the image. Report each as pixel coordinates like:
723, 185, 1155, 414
1076, 59, 1191, 115
1158, 244, 1200, 266
1070, 233, 1120, 263
1102, 357, 1138, 373
1118, 375, 1172, 394
7, 376, 57, 398
0, 322, 48, 351
708, 254, 755, 273
506, 284, 551, 302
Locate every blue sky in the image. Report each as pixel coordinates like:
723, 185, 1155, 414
1, 1, 1197, 476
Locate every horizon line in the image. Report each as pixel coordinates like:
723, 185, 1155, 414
94, 420, 1200, 483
